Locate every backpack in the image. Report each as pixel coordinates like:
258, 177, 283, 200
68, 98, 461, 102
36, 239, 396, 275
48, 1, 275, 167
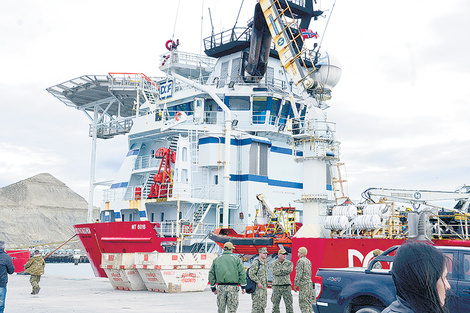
245, 260, 260, 294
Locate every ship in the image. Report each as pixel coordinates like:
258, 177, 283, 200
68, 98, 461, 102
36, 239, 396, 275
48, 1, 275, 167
47, 0, 470, 280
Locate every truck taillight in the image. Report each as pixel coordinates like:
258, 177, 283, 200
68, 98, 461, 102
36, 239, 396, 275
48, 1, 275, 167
314, 276, 323, 299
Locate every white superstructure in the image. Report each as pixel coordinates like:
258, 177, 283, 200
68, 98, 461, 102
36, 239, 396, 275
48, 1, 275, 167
47, 0, 345, 251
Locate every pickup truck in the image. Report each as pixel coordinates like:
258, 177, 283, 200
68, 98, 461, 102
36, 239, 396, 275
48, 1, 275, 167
314, 245, 470, 313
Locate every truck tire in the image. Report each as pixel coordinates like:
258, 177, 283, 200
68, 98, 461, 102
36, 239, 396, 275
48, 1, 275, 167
356, 308, 381, 313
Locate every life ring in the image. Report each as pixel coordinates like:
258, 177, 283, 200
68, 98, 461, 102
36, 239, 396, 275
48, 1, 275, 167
175, 112, 182, 121
165, 39, 179, 51
183, 225, 192, 233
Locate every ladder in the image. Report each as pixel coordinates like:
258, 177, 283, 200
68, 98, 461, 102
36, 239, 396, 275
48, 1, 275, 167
259, 0, 318, 93
331, 162, 349, 204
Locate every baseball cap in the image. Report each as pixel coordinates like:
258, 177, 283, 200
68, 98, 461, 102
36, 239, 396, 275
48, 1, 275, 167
278, 249, 288, 255
258, 247, 268, 254
298, 247, 308, 256
224, 242, 234, 250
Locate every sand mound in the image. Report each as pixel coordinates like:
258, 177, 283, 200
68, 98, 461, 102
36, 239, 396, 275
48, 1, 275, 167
0, 173, 98, 249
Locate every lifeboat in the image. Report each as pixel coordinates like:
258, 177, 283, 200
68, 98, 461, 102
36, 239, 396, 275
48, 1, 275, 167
209, 206, 302, 255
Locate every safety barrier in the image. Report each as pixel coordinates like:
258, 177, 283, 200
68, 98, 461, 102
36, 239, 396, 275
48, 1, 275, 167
102, 252, 218, 292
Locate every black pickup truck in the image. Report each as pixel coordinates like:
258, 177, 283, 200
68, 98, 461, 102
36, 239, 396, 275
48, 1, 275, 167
314, 245, 470, 313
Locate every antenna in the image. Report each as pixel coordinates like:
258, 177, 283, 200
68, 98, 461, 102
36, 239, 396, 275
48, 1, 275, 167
233, 0, 245, 29
208, 8, 214, 37
200, 0, 204, 55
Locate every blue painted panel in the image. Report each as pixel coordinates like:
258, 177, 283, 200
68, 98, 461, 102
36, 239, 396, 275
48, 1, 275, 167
229, 174, 303, 189
199, 137, 271, 146
110, 182, 129, 189
268, 178, 303, 189
126, 149, 139, 157
270, 146, 303, 157
139, 211, 146, 217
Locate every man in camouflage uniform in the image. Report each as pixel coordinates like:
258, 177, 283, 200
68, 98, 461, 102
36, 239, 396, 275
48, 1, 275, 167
271, 249, 293, 313
24, 250, 45, 295
294, 247, 314, 313
209, 242, 247, 313
249, 247, 269, 313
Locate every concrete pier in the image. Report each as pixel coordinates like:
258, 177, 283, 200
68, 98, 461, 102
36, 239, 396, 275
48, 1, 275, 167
4, 264, 305, 312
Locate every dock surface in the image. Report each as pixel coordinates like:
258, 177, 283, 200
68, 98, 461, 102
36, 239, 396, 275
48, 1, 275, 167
5, 264, 305, 312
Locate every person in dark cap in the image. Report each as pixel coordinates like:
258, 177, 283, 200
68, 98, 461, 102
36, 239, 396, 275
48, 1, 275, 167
249, 247, 269, 312
24, 249, 45, 295
271, 249, 293, 313
209, 242, 247, 312
294, 247, 313, 313
0, 241, 14, 313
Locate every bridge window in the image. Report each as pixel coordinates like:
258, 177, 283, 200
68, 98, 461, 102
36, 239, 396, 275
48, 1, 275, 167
227, 96, 250, 111
168, 102, 193, 116
279, 100, 292, 125
270, 98, 282, 125
253, 96, 268, 124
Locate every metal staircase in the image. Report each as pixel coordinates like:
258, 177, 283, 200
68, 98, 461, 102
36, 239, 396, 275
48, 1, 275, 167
143, 89, 158, 107
142, 172, 157, 199
193, 203, 213, 226
169, 136, 179, 152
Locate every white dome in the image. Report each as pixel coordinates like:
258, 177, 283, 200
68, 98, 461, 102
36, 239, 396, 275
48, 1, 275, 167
312, 51, 342, 91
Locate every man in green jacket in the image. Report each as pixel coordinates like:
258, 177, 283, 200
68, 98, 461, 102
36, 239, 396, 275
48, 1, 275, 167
209, 242, 247, 313
271, 249, 293, 313
294, 247, 314, 313
249, 247, 269, 313
24, 250, 45, 295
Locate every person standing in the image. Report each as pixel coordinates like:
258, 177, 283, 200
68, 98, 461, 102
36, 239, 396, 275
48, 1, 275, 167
0, 241, 15, 313
249, 247, 269, 313
271, 249, 293, 313
24, 250, 45, 295
382, 242, 451, 313
209, 242, 247, 313
294, 247, 314, 313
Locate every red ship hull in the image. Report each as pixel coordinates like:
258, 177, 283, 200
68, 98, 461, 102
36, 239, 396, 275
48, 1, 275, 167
6, 250, 30, 273
75, 220, 470, 278
291, 237, 470, 277
74, 221, 177, 277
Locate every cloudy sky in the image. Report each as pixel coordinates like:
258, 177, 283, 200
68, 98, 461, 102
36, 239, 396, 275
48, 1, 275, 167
1, 0, 469, 205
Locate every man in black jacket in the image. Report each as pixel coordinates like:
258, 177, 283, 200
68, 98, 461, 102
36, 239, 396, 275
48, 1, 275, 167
0, 241, 15, 313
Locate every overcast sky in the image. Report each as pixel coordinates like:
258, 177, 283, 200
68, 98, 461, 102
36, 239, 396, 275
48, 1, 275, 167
1, 0, 469, 205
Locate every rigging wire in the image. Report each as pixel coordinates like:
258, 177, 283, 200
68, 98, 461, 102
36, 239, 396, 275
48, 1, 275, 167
172, 0, 182, 40
317, 0, 337, 54
233, 0, 245, 29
